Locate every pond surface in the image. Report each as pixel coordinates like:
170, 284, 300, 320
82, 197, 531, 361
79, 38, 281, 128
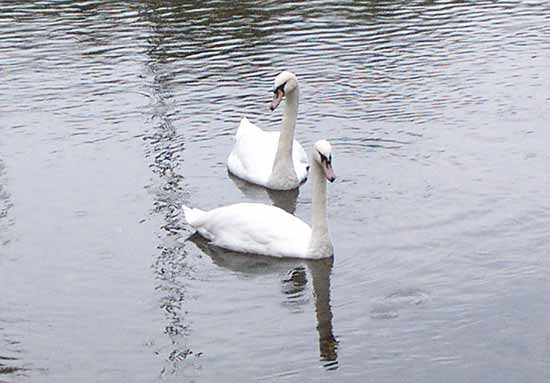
1, 1, 550, 382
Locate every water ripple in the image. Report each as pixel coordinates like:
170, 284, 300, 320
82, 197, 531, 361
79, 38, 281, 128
2, 0, 550, 381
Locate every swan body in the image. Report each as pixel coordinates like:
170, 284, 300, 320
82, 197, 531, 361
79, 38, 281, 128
185, 140, 336, 259
227, 71, 309, 190
183, 203, 311, 258
227, 117, 308, 187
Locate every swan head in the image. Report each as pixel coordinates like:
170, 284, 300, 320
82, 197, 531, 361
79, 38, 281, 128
313, 140, 336, 183
270, 71, 298, 111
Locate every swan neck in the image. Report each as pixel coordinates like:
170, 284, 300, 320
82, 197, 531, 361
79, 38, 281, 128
271, 89, 299, 181
281, 89, 298, 144
310, 161, 328, 235
307, 160, 332, 258
308, 259, 337, 362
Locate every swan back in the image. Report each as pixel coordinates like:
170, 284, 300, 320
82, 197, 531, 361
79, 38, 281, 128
183, 203, 312, 258
227, 118, 308, 188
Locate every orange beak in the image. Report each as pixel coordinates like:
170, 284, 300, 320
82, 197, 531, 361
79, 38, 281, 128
270, 89, 284, 111
323, 161, 336, 182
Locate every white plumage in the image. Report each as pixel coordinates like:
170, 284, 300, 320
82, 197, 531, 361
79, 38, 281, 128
227, 117, 308, 186
183, 203, 311, 258
184, 140, 336, 259
227, 71, 309, 190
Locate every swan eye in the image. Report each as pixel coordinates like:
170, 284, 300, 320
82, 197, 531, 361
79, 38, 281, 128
273, 82, 286, 95
319, 152, 331, 164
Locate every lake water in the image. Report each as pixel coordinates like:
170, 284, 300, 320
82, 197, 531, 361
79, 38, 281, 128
1, 1, 550, 382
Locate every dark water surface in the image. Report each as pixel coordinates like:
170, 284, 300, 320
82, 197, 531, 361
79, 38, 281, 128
1, 1, 550, 382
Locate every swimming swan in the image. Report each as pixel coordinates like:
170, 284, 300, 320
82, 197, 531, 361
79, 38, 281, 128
185, 140, 336, 259
227, 71, 309, 190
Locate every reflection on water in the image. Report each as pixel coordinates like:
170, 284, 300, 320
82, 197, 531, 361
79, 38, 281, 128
188, 234, 338, 370
1, 0, 550, 381
228, 172, 300, 214
0, 160, 25, 381
0, 356, 22, 380
308, 259, 338, 370
144, 47, 196, 375
0, 161, 13, 248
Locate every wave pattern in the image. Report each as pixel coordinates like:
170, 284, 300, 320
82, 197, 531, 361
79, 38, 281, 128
1, 0, 550, 382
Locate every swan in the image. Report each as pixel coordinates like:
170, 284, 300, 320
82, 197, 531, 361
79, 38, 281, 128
184, 140, 336, 259
227, 71, 309, 190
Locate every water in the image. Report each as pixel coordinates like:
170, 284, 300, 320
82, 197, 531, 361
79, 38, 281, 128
1, 0, 549, 382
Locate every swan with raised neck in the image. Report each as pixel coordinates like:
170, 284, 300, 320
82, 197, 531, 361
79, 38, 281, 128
268, 71, 300, 190
306, 139, 335, 257
185, 140, 336, 259
226, 71, 308, 190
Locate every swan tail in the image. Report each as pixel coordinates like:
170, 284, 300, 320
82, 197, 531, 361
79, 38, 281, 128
182, 204, 205, 227
235, 117, 258, 141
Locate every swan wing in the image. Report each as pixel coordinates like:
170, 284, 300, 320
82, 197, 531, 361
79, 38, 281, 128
228, 117, 309, 186
292, 140, 309, 183
186, 202, 311, 258
227, 118, 277, 186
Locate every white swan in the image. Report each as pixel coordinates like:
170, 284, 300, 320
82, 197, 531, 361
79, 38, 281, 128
227, 71, 309, 190
184, 140, 336, 259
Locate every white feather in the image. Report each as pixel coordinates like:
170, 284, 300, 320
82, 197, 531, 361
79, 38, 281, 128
227, 71, 308, 190
185, 140, 335, 259
227, 117, 308, 186
183, 202, 311, 258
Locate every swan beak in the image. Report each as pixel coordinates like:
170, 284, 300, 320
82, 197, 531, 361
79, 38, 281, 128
270, 89, 284, 111
323, 161, 336, 183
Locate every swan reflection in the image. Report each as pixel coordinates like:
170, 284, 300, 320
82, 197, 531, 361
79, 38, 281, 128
227, 171, 300, 214
307, 258, 338, 369
187, 234, 338, 369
